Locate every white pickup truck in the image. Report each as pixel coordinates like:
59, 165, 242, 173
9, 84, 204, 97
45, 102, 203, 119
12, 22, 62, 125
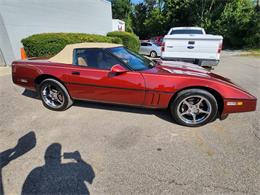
161, 27, 223, 67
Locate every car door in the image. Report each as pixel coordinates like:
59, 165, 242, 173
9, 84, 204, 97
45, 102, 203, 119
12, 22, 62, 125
146, 43, 153, 55
65, 48, 146, 106
139, 42, 148, 55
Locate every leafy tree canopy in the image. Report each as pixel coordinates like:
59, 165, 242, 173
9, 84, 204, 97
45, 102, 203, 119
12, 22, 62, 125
112, 0, 260, 48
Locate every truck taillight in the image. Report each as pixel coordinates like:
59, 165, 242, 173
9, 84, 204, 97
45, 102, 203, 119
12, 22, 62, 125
161, 42, 165, 52
218, 42, 223, 53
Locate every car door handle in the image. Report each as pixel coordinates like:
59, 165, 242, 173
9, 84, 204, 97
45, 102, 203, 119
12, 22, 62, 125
187, 46, 194, 49
72, 71, 80, 75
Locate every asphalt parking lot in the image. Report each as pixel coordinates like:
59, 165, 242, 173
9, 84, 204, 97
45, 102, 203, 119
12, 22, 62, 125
0, 54, 259, 194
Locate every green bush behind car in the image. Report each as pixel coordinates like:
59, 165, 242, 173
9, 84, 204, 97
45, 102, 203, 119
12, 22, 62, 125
22, 32, 140, 58
107, 31, 140, 53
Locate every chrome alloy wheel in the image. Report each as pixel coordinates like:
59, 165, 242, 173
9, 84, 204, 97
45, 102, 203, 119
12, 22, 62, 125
41, 85, 64, 109
177, 95, 212, 125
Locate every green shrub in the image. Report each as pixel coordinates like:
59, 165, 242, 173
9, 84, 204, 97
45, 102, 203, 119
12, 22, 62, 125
107, 31, 140, 52
21, 33, 122, 58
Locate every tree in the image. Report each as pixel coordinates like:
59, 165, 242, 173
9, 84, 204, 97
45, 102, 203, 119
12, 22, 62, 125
132, 0, 166, 39
117, 0, 259, 48
214, 0, 259, 48
144, 7, 167, 37
163, 0, 198, 29
111, 0, 131, 20
132, 3, 148, 38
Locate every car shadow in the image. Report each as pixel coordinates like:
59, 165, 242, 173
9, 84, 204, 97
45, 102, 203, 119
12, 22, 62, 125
21, 143, 95, 195
74, 100, 174, 123
22, 89, 175, 124
0, 131, 36, 195
22, 89, 39, 100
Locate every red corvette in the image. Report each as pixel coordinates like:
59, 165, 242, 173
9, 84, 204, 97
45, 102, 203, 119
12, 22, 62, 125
12, 43, 257, 127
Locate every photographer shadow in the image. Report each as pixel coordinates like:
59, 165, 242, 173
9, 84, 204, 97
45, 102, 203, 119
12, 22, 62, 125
22, 143, 95, 195
0, 131, 36, 195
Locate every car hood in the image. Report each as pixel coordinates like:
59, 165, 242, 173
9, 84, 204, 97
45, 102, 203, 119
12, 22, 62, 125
143, 60, 233, 83
141, 60, 256, 99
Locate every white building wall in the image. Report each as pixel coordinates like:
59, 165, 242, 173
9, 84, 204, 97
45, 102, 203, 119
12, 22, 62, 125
0, 13, 14, 65
0, 0, 112, 65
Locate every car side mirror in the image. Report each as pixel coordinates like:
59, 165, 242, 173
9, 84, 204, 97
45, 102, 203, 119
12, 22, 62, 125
110, 64, 127, 74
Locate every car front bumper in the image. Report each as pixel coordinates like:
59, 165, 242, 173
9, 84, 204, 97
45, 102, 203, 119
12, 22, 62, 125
222, 98, 257, 114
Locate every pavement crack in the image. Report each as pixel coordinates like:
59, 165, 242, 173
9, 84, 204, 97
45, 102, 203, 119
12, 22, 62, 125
143, 172, 250, 193
253, 130, 260, 142
142, 172, 191, 187
202, 184, 249, 194
168, 179, 191, 186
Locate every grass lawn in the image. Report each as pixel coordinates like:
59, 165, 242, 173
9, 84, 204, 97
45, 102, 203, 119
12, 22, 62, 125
240, 48, 260, 56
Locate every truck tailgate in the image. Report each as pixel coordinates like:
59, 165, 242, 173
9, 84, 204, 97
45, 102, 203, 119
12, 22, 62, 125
162, 34, 223, 60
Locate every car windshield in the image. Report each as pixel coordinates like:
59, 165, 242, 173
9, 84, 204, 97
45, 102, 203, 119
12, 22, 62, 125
107, 47, 155, 71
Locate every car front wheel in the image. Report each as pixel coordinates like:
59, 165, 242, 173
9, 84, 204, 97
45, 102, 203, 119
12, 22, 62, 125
150, 51, 157, 58
170, 89, 218, 127
39, 78, 73, 111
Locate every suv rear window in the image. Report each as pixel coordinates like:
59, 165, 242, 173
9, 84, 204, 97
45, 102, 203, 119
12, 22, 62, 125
170, 29, 203, 35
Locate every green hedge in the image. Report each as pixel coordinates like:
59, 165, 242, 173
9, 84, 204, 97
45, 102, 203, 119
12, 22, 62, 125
21, 33, 122, 58
107, 31, 140, 52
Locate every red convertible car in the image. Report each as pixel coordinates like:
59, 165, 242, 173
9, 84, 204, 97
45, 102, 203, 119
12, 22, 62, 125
12, 43, 257, 127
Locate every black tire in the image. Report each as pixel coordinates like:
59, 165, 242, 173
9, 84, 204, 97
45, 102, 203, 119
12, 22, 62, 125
39, 78, 73, 111
170, 89, 218, 127
150, 51, 157, 58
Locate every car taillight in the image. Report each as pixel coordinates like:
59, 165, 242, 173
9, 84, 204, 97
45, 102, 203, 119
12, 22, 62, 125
218, 42, 223, 53
161, 42, 165, 52
12, 62, 16, 73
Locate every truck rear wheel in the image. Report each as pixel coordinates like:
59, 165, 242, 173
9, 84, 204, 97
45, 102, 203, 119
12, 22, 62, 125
39, 79, 73, 111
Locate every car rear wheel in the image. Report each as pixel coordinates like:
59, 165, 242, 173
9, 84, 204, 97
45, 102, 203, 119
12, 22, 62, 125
39, 79, 73, 111
150, 51, 157, 58
170, 89, 218, 127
